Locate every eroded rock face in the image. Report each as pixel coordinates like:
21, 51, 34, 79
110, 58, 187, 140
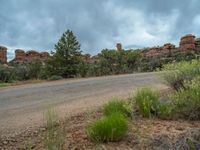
116, 43, 122, 51
13, 50, 50, 63
141, 43, 179, 58
0, 46, 7, 64
163, 43, 175, 50
195, 38, 200, 54
25, 50, 40, 62
40, 52, 50, 60
15, 49, 26, 63
179, 34, 196, 52
140, 34, 200, 58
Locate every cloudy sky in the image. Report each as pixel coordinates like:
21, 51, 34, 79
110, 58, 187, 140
1, 0, 200, 60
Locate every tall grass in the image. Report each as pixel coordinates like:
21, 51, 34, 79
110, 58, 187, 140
87, 112, 128, 143
44, 106, 64, 150
134, 88, 160, 118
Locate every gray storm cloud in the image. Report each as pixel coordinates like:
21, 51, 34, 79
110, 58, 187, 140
0, 0, 200, 60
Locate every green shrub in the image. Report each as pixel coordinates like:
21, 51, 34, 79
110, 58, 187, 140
0, 65, 15, 83
87, 112, 128, 142
134, 88, 160, 118
157, 102, 172, 120
14, 65, 30, 81
161, 60, 200, 90
27, 61, 43, 79
102, 98, 131, 117
48, 75, 63, 81
169, 77, 200, 120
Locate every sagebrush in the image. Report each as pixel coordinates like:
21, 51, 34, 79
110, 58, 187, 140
169, 77, 200, 120
161, 60, 200, 90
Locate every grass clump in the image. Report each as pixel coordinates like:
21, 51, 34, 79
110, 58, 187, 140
87, 112, 128, 143
102, 98, 131, 117
0, 83, 9, 88
134, 88, 160, 118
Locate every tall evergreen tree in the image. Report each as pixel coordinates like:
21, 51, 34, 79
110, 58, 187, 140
50, 30, 82, 77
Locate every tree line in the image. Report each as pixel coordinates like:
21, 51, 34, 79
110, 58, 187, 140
0, 30, 196, 83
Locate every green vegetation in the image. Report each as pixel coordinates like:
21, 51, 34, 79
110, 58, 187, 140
102, 98, 131, 117
157, 102, 172, 120
0, 83, 9, 88
87, 112, 128, 143
48, 75, 63, 81
87, 60, 200, 144
130, 70, 200, 125
46, 30, 83, 78
0, 65, 15, 83
1, 29, 198, 84
134, 88, 160, 118
161, 60, 200, 90
169, 77, 200, 120
158, 59, 200, 120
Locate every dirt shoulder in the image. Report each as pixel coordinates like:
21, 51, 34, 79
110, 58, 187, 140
1, 106, 200, 150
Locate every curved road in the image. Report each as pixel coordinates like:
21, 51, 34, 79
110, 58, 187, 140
0, 72, 166, 136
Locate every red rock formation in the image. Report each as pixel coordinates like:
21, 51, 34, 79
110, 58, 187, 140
0, 46, 7, 64
116, 43, 122, 51
15, 49, 26, 63
140, 34, 199, 59
179, 34, 196, 52
195, 38, 200, 54
13, 49, 50, 63
163, 43, 175, 50
40, 52, 50, 60
25, 50, 41, 62
162, 43, 176, 56
140, 42, 181, 58
144, 47, 161, 58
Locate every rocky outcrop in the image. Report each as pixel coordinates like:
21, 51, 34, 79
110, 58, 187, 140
0, 46, 7, 64
25, 50, 41, 62
140, 34, 199, 58
179, 34, 196, 52
195, 38, 200, 54
15, 49, 26, 63
116, 43, 122, 51
40, 52, 50, 60
13, 49, 50, 63
141, 43, 179, 58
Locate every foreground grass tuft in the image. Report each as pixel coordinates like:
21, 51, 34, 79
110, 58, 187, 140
102, 98, 131, 117
44, 107, 64, 150
87, 112, 128, 143
134, 88, 160, 118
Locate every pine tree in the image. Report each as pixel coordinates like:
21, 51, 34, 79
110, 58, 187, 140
52, 30, 82, 77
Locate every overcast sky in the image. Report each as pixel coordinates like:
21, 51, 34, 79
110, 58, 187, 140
1, 0, 200, 60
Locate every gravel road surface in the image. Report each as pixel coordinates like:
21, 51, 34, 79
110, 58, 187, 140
0, 72, 167, 137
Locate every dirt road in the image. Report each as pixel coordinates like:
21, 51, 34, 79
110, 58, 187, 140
0, 72, 167, 136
